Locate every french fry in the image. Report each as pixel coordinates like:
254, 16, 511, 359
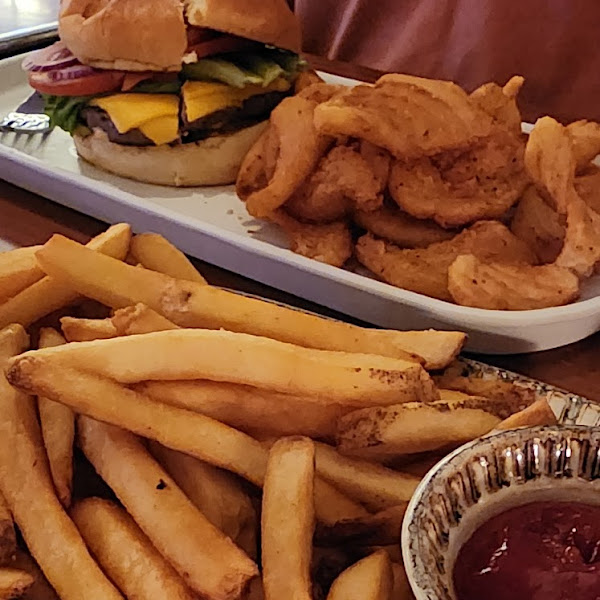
6, 358, 366, 524
316, 505, 408, 547
391, 451, 448, 478
434, 363, 536, 412
0, 246, 43, 304
326, 550, 393, 600
35, 235, 465, 369
60, 317, 118, 342
111, 303, 179, 335
496, 398, 557, 430
71, 497, 196, 600
10, 330, 438, 406
37, 328, 74, 508
12, 550, 59, 600
262, 438, 315, 600
139, 380, 346, 439
336, 390, 505, 460
314, 443, 419, 512
8, 359, 268, 486
0, 494, 15, 566
313, 479, 368, 525
129, 233, 207, 283
0, 224, 132, 329
0, 325, 123, 600
78, 418, 258, 600
0, 568, 34, 599
148, 442, 258, 559
61, 304, 177, 342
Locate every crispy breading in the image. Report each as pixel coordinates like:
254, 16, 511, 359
355, 221, 536, 301
566, 119, 600, 174
469, 76, 524, 135
448, 255, 580, 310
388, 129, 528, 228
294, 70, 325, 93
237, 96, 332, 218
555, 192, 600, 277
354, 205, 456, 248
285, 143, 387, 223
526, 117, 600, 276
271, 211, 353, 267
510, 186, 566, 263
297, 82, 345, 104
525, 116, 576, 214
575, 170, 600, 214
313, 75, 494, 159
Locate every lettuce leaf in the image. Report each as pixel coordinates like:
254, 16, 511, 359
42, 94, 93, 134
183, 47, 307, 88
183, 59, 263, 88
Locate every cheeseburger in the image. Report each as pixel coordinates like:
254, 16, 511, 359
23, 0, 302, 186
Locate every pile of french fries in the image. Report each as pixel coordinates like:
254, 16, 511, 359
0, 224, 557, 600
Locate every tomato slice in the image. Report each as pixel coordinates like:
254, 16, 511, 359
28, 69, 125, 96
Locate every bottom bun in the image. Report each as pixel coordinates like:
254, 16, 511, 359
73, 122, 268, 187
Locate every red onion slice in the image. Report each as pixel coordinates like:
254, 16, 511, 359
47, 65, 98, 81
22, 41, 79, 72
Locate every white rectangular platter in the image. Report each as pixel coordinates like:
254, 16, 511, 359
1, 52, 600, 354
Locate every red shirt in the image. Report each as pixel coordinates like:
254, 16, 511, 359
295, 0, 600, 123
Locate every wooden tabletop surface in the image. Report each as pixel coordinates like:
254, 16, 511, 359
0, 54, 598, 401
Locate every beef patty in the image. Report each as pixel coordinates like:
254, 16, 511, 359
81, 89, 290, 146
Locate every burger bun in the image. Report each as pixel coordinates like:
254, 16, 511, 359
73, 122, 269, 187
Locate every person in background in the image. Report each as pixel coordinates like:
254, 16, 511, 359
293, 0, 600, 123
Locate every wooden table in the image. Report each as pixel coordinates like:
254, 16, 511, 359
0, 55, 598, 401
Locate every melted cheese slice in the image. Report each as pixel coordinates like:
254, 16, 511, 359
89, 78, 291, 146
183, 77, 291, 123
90, 94, 179, 145
138, 116, 179, 146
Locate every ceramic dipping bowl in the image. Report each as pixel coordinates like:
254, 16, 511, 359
401, 425, 600, 600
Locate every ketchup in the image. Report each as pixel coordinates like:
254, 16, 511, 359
453, 502, 600, 600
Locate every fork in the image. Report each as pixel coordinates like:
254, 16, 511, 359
1, 92, 52, 134
0, 111, 51, 134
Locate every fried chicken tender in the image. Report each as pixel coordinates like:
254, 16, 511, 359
270, 211, 353, 267
575, 170, 600, 214
285, 142, 389, 223
510, 186, 566, 263
297, 82, 345, 104
354, 205, 456, 248
525, 116, 576, 214
389, 129, 528, 228
294, 70, 325, 93
555, 192, 600, 277
236, 128, 271, 200
525, 117, 600, 276
236, 96, 332, 218
313, 74, 494, 159
566, 119, 600, 174
448, 254, 580, 310
470, 76, 524, 135
355, 221, 536, 301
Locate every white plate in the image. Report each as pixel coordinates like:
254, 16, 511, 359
1, 52, 600, 354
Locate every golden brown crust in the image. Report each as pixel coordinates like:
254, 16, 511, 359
59, 0, 188, 71
185, 0, 301, 52
73, 124, 268, 187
